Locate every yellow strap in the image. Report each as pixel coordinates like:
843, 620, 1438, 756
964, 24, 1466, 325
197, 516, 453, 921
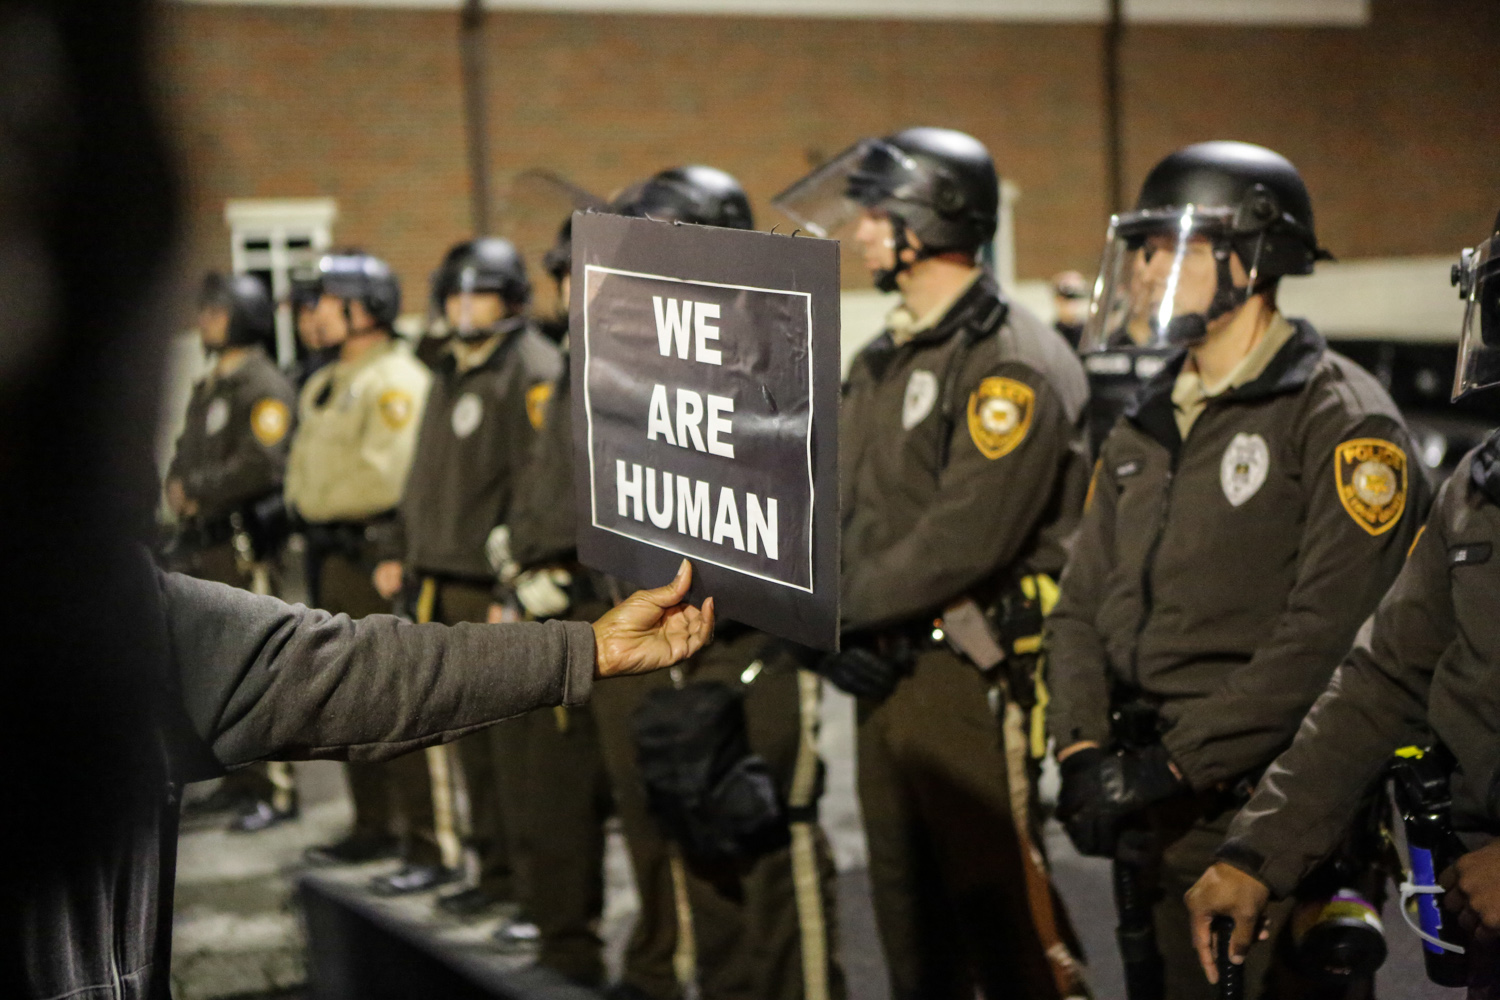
668, 847, 698, 989
789, 669, 830, 1000
554, 705, 570, 733
415, 576, 437, 625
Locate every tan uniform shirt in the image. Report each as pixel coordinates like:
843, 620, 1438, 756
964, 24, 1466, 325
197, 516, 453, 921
285, 339, 431, 524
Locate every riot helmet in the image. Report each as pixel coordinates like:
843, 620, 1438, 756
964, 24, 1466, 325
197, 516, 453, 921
198, 271, 274, 350
1450, 208, 1500, 399
317, 250, 401, 333
612, 165, 754, 231
1082, 141, 1329, 351
430, 237, 530, 340
537, 217, 573, 343
773, 127, 999, 291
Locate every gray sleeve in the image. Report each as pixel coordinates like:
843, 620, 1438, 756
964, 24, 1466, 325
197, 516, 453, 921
160, 568, 595, 767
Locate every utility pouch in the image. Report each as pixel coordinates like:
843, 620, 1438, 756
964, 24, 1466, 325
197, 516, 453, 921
632, 681, 788, 864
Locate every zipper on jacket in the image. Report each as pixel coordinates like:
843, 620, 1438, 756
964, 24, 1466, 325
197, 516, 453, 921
1129, 449, 1180, 689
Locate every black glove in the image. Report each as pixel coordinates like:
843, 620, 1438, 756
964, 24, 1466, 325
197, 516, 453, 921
1057, 746, 1116, 857
1057, 744, 1186, 858
818, 646, 902, 700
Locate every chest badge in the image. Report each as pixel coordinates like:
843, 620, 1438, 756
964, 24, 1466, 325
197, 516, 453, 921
968, 376, 1035, 460
1220, 432, 1270, 507
451, 392, 483, 439
204, 397, 230, 437
1335, 437, 1408, 535
902, 370, 938, 430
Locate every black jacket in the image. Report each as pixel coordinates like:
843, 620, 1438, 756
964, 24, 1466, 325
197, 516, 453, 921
10, 547, 595, 1000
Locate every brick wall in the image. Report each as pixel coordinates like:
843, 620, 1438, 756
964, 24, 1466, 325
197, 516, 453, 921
156, 0, 1500, 301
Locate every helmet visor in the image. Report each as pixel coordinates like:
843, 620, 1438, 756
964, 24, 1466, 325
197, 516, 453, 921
772, 139, 926, 239
1453, 235, 1500, 400
445, 267, 506, 338
1080, 206, 1242, 353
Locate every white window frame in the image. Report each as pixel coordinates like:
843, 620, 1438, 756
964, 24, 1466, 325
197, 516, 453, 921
224, 197, 338, 365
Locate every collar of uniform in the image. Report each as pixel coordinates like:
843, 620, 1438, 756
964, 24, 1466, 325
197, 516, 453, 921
333, 336, 396, 380
443, 317, 526, 376
1170, 312, 1299, 437
1219, 318, 1325, 402
886, 267, 984, 347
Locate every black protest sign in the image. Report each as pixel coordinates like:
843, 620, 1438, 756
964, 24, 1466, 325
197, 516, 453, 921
570, 211, 840, 650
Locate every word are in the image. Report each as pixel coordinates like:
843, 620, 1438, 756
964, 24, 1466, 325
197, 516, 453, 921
616, 461, 777, 560
647, 384, 734, 458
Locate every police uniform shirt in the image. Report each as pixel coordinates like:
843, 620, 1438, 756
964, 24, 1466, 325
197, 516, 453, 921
839, 271, 1091, 634
396, 325, 562, 582
1220, 433, 1500, 897
284, 339, 431, 524
1045, 319, 1431, 791
167, 345, 295, 522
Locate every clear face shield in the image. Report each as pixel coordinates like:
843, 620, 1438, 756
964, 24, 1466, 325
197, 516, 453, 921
1452, 235, 1500, 400
771, 139, 932, 239
445, 266, 506, 340
1080, 206, 1262, 353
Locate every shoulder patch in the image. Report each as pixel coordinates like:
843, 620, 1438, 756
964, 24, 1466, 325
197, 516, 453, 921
1334, 437, 1408, 535
250, 398, 290, 447
1084, 458, 1102, 512
378, 388, 417, 431
967, 376, 1034, 460
526, 382, 553, 432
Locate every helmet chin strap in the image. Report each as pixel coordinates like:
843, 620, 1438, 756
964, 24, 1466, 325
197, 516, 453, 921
454, 313, 525, 342
1161, 235, 1267, 346
873, 214, 942, 294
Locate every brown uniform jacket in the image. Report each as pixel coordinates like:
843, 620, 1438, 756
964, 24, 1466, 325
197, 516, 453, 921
1220, 436, 1500, 897
167, 347, 294, 521
396, 324, 562, 581
1045, 321, 1429, 790
840, 272, 1091, 634
509, 360, 578, 571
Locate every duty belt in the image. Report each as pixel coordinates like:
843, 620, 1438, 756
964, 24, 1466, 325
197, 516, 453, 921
302, 512, 395, 562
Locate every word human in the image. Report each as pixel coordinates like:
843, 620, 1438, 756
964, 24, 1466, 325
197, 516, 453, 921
616, 462, 778, 560
614, 294, 779, 560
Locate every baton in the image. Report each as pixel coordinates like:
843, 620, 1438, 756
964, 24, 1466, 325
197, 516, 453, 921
1212, 915, 1244, 1000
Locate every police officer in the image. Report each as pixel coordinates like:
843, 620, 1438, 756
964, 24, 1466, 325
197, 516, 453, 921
775, 127, 1091, 1000
588, 166, 844, 1000
1052, 270, 1090, 350
1185, 208, 1500, 996
368, 237, 562, 902
488, 214, 618, 987
286, 251, 432, 868
1045, 141, 1430, 999
166, 271, 298, 832
288, 269, 337, 391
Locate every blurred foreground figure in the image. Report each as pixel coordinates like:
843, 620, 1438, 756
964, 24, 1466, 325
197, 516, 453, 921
165, 271, 299, 832
1051, 270, 1089, 350
1187, 207, 1500, 998
777, 127, 1091, 1000
0, 7, 713, 996
588, 167, 845, 1000
1046, 141, 1428, 999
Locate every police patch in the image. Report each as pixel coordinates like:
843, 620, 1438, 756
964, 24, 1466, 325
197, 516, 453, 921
205, 396, 230, 437
451, 392, 483, 439
902, 370, 938, 430
526, 382, 553, 432
967, 377, 1034, 460
1335, 437, 1407, 536
250, 398, 290, 447
1220, 432, 1269, 507
378, 389, 416, 430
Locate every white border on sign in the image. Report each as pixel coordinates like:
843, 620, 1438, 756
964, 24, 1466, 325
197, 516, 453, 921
582, 263, 817, 594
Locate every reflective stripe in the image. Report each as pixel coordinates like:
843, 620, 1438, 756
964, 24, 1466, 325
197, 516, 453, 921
669, 846, 698, 990
417, 578, 465, 873
789, 669, 830, 1000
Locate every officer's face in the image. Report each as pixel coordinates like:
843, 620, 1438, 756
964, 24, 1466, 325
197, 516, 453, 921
444, 291, 506, 335
1140, 233, 1218, 317
854, 208, 901, 278
296, 305, 320, 350
313, 294, 352, 347
197, 306, 229, 349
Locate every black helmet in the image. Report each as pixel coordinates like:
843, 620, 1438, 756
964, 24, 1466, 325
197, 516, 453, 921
430, 236, 531, 317
543, 217, 572, 283
848, 127, 999, 256
1126, 141, 1328, 280
288, 266, 321, 314
613, 165, 754, 231
199, 271, 275, 348
317, 250, 401, 330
